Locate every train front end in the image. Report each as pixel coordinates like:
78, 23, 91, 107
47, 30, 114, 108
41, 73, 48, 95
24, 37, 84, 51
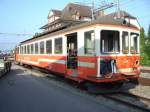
87, 25, 141, 84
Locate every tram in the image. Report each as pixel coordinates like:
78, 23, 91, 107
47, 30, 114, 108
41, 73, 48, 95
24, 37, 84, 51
15, 18, 140, 85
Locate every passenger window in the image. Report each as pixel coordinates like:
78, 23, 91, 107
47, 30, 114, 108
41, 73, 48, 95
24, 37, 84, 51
35, 43, 39, 54
84, 30, 94, 54
27, 45, 30, 54
122, 32, 129, 54
40, 41, 45, 54
24, 46, 26, 54
55, 38, 62, 54
18, 47, 22, 54
31, 44, 34, 54
21, 46, 23, 54
130, 33, 139, 54
100, 30, 120, 53
46, 40, 52, 54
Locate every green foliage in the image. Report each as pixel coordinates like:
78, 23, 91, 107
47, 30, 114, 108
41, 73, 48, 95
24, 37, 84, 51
148, 25, 150, 38
140, 26, 150, 66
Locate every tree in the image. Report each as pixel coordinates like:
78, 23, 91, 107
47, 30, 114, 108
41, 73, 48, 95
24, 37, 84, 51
140, 27, 145, 52
148, 24, 150, 38
140, 28, 149, 65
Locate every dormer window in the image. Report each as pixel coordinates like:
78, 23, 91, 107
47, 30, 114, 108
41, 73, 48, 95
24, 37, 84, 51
48, 10, 62, 24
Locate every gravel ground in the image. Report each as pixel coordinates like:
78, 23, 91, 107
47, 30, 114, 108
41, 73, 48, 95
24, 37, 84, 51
140, 73, 150, 79
141, 66, 150, 71
121, 83, 150, 99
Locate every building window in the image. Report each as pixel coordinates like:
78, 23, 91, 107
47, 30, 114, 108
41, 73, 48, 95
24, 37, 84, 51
31, 44, 34, 54
35, 43, 39, 54
122, 32, 129, 54
55, 38, 62, 54
100, 30, 120, 53
40, 41, 45, 54
84, 30, 94, 54
46, 40, 52, 54
130, 33, 139, 54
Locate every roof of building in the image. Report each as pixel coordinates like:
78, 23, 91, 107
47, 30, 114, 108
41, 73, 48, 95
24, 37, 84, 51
61, 3, 92, 20
51, 9, 62, 16
97, 10, 136, 20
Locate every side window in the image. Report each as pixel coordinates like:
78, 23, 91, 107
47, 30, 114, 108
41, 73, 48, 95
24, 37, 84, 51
55, 38, 62, 54
35, 43, 39, 54
130, 33, 139, 54
21, 46, 24, 54
84, 30, 94, 54
31, 44, 34, 54
46, 39, 52, 54
19, 47, 21, 54
21, 46, 22, 54
40, 41, 45, 54
27, 45, 30, 54
100, 30, 120, 53
122, 32, 129, 54
24, 45, 27, 54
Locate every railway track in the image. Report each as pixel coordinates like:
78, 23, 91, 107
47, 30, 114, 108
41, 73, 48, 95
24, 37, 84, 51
138, 77, 150, 86
18, 65, 150, 112
102, 92, 150, 112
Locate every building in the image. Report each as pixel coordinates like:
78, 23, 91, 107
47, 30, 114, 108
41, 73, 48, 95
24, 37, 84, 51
39, 3, 140, 35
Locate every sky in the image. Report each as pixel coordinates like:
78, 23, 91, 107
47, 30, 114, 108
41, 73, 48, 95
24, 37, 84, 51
0, 0, 150, 51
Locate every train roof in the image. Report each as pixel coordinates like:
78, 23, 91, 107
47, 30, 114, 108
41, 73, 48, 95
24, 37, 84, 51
20, 17, 139, 45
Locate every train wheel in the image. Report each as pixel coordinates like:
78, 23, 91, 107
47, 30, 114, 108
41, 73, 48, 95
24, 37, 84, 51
129, 78, 139, 84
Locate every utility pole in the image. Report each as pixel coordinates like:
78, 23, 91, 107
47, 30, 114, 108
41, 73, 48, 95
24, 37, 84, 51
91, 0, 95, 21
117, 0, 121, 18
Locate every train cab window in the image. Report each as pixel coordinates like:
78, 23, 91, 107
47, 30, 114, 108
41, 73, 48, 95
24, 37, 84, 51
84, 30, 94, 54
122, 32, 129, 54
40, 41, 45, 54
31, 44, 34, 54
46, 40, 52, 54
35, 43, 39, 54
101, 30, 120, 53
130, 33, 139, 54
55, 38, 62, 54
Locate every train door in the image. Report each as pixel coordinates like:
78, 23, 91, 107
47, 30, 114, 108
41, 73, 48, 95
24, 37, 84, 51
66, 33, 78, 77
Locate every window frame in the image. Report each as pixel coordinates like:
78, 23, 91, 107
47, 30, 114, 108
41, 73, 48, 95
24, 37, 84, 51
84, 30, 94, 55
30, 44, 34, 54
100, 30, 120, 54
35, 42, 39, 54
46, 39, 52, 54
54, 37, 63, 54
40, 41, 45, 54
130, 32, 139, 54
122, 31, 129, 54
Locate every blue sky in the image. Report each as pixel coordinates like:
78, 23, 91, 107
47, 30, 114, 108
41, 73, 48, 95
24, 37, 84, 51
0, 0, 150, 51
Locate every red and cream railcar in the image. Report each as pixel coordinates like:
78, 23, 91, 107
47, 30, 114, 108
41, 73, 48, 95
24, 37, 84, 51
15, 19, 140, 84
